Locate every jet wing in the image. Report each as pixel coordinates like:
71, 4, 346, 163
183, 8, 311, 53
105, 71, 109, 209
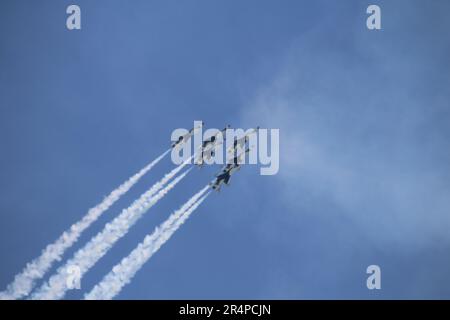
227, 138, 247, 155
215, 164, 233, 176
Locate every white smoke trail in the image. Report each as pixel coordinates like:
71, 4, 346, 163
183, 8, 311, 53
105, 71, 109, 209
31, 160, 192, 300
85, 185, 210, 300
0, 150, 170, 300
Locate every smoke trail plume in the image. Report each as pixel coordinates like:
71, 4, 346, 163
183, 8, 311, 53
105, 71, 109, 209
85, 185, 210, 300
31, 162, 191, 300
0, 150, 169, 300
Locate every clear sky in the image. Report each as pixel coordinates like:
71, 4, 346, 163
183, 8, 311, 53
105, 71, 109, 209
1, 0, 450, 299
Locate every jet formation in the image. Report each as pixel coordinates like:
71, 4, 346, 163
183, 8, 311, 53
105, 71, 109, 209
171, 123, 258, 191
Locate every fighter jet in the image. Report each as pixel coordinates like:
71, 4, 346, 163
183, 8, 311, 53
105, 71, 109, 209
171, 122, 204, 149
226, 126, 259, 156
196, 125, 231, 166
210, 147, 250, 191
210, 165, 236, 191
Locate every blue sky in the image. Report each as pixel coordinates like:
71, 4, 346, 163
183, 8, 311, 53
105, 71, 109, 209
1, 0, 450, 299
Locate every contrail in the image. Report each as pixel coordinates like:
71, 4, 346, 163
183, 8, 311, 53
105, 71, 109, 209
85, 185, 210, 300
0, 149, 170, 300
31, 160, 192, 300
